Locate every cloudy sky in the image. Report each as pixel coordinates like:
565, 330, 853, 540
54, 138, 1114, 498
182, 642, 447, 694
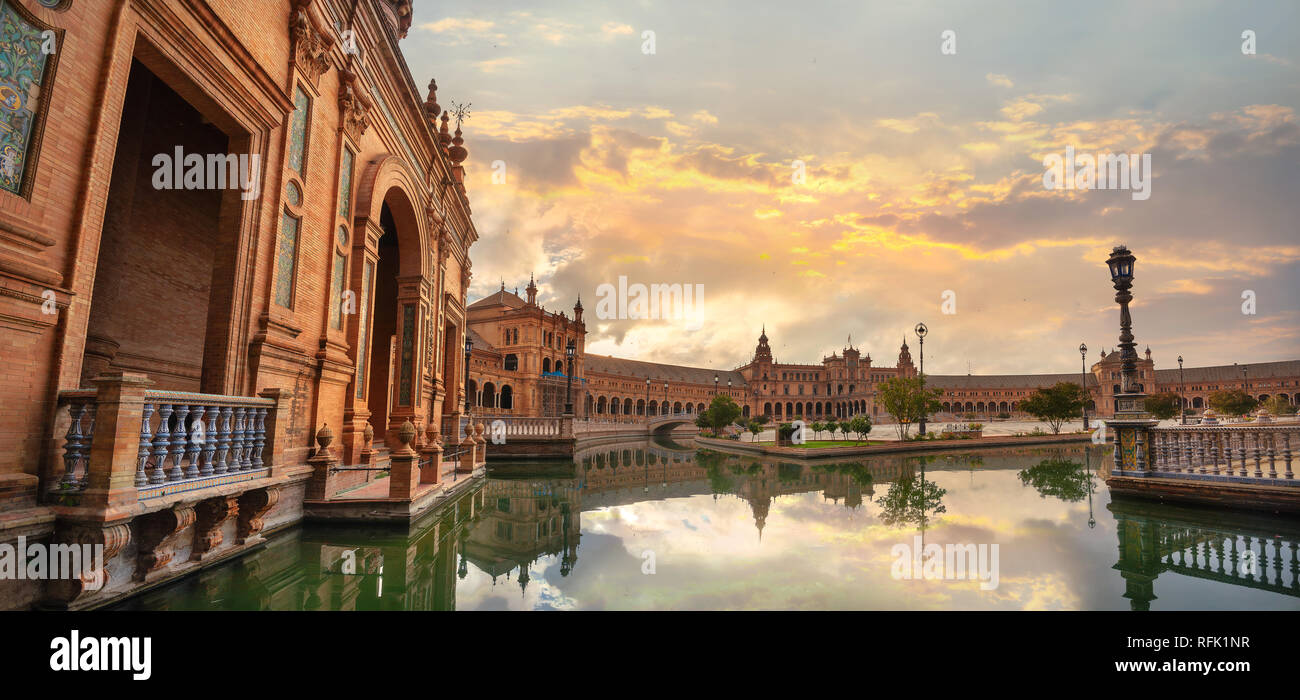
401, 0, 1300, 375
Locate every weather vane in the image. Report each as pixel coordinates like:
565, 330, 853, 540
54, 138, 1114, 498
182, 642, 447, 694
449, 100, 472, 128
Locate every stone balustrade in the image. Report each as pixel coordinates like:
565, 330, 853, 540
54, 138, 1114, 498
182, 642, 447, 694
54, 374, 290, 503
1148, 425, 1297, 483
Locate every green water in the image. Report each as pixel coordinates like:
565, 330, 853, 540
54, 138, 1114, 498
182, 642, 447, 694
113, 437, 1300, 611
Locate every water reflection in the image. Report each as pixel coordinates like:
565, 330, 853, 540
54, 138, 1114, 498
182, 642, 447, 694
112, 437, 1300, 611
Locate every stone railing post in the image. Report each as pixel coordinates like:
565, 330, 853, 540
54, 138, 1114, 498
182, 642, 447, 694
388, 420, 421, 500
458, 426, 475, 473
305, 424, 341, 500
258, 388, 293, 476
561, 414, 574, 438
420, 423, 442, 485
83, 372, 154, 508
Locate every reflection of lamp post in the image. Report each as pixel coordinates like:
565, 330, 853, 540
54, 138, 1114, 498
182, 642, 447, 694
1085, 447, 1095, 529
564, 340, 575, 415
1080, 343, 1089, 430
915, 322, 928, 436
1177, 355, 1186, 425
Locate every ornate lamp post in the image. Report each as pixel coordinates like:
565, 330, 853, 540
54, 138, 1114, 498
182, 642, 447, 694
645, 377, 651, 421
1177, 355, 1186, 425
1079, 342, 1089, 431
463, 335, 473, 416
664, 381, 669, 415
1241, 364, 1249, 395
714, 374, 719, 398
564, 340, 575, 415
915, 322, 928, 436
1104, 245, 1157, 476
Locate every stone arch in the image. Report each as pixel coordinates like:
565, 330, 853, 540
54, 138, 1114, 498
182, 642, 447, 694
353, 154, 428, 277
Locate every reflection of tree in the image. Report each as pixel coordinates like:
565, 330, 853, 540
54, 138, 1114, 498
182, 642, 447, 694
1018, 458, 1094, 503
811, 462, 874, 488
777, 463, 803, 483
877, 470, 946, 529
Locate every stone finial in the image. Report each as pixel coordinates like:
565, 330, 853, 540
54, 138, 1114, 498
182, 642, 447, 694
315, 423, 334, 453
398, 418, 417, 451
424, 78, 441, 124
439, 111, 452, 149
449, 126, 468, 164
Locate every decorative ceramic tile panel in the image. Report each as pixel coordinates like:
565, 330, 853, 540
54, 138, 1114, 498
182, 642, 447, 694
0, 1, 51, 195
274, 211, 299, 308
337, 146, 353, 218
287, 86, 310, 177
399, 304, 415, 405
355, 260, 372, 398
330, 251, 346, 329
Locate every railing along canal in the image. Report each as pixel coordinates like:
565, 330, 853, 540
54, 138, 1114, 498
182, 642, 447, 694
1147, 422, 1298, 483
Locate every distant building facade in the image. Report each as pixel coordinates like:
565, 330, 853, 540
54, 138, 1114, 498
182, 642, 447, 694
466, 293, 1300, 424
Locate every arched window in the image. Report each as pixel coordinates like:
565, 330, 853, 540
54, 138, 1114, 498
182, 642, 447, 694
500, 385, 514, 410
542, 358, 551, 373
504, 354, 518, 371
482, 382, 496, 409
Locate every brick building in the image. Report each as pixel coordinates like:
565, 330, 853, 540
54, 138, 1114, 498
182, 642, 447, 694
0, 0, 487, 608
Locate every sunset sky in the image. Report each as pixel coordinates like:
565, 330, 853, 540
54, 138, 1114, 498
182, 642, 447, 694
402, 0, 1300, 375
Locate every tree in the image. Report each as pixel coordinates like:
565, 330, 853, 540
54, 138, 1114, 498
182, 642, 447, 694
700, 394, 742, 433
1143, 391, 1181, 420
747, 420, 764, 441
848, 415, 873, 443
877, 376, 943, 440
1208, 389, 1258, 418
1019, 382, 1086, 434
1263, 396, 1298, 416
1017, 458, 1094, 502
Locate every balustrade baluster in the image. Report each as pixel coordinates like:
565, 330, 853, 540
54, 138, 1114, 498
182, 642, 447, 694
241, 407, 255, 470
216, 406, 233, 474
252, 407, 267, 469
201, 405, 218, 476
168, 404, 189, 481
1229, 536, 1239, 578
1246, 537, 1261, 582
61, 401, 86, 488
1237, 432, 1248, 477
1211, 431, 1221, 475
1267, 431, 1277, 479
230, 407, 246, 472
1253, 431, 1263, 478
184, 406, 204, 479
1196, 432, 1207, 473
136, 402, 154, 487
1284, 433, 1293, 479
150, 404, 172, 484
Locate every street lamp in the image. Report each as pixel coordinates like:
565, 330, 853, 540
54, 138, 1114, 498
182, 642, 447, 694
664, 381, 669, 415
714, 374, 719, 397
1177, 355, 1186, 425
1079, 343, 1088, 430
1106, 245, 1138, 393
1242, 364, 1250, 395
645, 377, 651, 421
564, 340, 575, 415
915, 322, 928, 436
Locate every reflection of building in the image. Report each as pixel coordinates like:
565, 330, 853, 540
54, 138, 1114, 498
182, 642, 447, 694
463, 477, 581, 592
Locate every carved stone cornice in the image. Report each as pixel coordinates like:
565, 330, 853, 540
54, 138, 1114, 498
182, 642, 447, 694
338, 69, 373, 141
289, 0, 333, 87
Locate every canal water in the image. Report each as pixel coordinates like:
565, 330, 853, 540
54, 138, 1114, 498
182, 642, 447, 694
112, 437, 1300, 611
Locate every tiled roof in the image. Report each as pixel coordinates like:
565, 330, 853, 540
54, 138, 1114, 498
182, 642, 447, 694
1153, 360, 1300, 384
467, 328, 497, 353
468, 288, 527, 310
926, 373, 1098, 390
584, 354, 747, 387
